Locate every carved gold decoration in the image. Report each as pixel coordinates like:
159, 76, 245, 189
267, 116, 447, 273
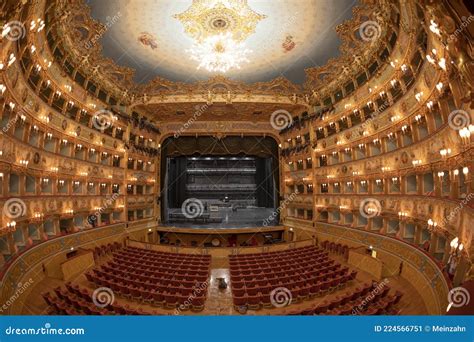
173, 0, 266, 43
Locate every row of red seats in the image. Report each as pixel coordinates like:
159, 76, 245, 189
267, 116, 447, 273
93, 242, 123, 260
230, 260, 341, 280
42, 283, 153, 315
232, 268, 354, 291
287, 283, 403, 315
122, 246, 210, 262
321, 240, 349, 258
86, 271, 207, 310
92, 265, 207, 289
230, 245, 321, 260
232, 269, 355, 308
112, 255, 209, 271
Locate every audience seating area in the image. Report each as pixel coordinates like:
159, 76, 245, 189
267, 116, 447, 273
85, 246, 211, 311
229, 245, 357, 310
92, 242, 123, 260
43, 283, 153, 315
287, 282, 404, 315
321, 241, 349, 259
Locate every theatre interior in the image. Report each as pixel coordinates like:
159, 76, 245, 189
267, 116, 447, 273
0, 0, 473, 316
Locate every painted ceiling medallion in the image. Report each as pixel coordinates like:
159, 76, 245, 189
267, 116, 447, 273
174, 0, 266, 43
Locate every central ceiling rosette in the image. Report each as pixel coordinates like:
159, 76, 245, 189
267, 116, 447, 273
174, 0, 266, 72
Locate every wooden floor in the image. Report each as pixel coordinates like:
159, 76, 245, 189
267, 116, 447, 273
21, 251, 428, 315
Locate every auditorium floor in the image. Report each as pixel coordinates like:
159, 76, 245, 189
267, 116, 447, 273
20, 251, 428, 315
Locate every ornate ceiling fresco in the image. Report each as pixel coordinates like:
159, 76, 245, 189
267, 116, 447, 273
85, 0, 357, 84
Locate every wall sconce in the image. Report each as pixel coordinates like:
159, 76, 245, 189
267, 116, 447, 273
73, 181, 80, 187
100, 183, 106, 188
437, 171, 445, 179
50, 167, 58, 172
398, 211, 408, 219
453, 169, 459, 177
381, 166, 391, 172
391, 177, 399, 183
426, 101, 434, 110
449, 237, 463, 256
352, 171, 360, 176
58, 180, 65, 187
412, 159, 422, 166
415, 92, 423, 102
414, 114, 423, 123
41, 178, 49, 184
88, 182, 94, 187
427, 218, 438, 231
33, 212, 44, 220
360, 180, 367, 186
463, 167, 469, 175
358, 143, 365, 149
459, 127, 471, 143
373, 138, 380, 145
80, 172, 88, 177
6, 221, 17, 229
439, 148, 451, 158
436, 82, 443, 92
19, 159, 29, 167
375, 179, 383, 185
390, 79, 398, 87
65, 209, 74, 215
401, 64, 408, 72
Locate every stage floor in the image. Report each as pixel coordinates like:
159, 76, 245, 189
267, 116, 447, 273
164, 207, 277, 228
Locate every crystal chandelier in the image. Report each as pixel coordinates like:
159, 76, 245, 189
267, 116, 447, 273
188, 32, 251, 73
